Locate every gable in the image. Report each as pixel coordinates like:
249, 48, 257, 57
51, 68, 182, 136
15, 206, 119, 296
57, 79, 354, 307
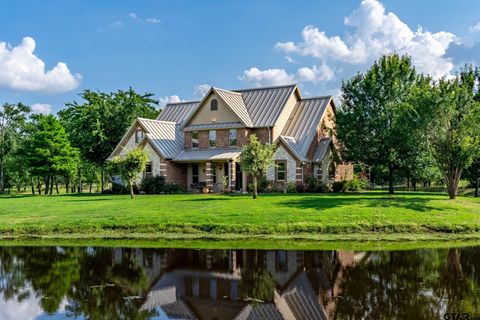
188, 92, 244, 126
109, 120, 146, 159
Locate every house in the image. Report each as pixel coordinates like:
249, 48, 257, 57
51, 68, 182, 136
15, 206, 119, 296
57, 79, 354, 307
109, 84, 352, 192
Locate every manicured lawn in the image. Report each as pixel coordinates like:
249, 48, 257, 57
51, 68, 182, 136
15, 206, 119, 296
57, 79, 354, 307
1, 192, 480, 240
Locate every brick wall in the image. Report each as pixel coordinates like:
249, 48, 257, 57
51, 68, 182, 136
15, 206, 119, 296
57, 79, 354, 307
163, 161, 188, 188
198, 130, 209, 149
253, 128, 270, 144
237, 128, 250, 147
216, 129, 229, 148
184, 131, 192, 149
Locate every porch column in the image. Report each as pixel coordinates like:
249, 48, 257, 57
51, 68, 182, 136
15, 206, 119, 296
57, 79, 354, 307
242, 171, 247, 193
206, 162, 213, 188
296, 162, 303, 184
230, 160, 236, 189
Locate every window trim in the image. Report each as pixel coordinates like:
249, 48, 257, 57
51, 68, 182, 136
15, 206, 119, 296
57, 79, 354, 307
229, 129, 237, 147
209, 130, 217, 148
210, 99, 218, 111
144, 162, 152, 179
275, 161, 287, 181
191, 131, 199, 149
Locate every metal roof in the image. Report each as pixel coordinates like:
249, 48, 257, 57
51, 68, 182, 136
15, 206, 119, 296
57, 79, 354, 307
157, 101, 199, 127
174, 148, 241, 162
313, 137, 332, 163
279, 136, 305, 161
214, 88, 254, 127
138, 118, 183, 159
281, 96, 331, 160
184, 121, 244, 131
235, 84, 298, 127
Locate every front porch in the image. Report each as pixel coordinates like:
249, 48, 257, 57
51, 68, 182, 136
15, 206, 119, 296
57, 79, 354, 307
184, 161, 247, 193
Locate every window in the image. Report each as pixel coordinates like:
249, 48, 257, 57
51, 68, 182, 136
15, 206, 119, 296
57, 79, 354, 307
210, 99, 218, 111
229, 129, 237, 147
191, 131, 199, 149
212, 163, 217, 184
192, 164, 199, 184
275, 250, 288, 272
209, 130, 216, 148
144, 162, 152, 179
135, 129, 144, 143
275, 161, 286, 181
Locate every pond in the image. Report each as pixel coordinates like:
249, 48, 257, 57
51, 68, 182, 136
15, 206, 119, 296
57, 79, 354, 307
0, 245, 479, 319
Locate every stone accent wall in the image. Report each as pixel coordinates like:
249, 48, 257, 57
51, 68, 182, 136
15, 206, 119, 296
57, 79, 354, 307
267, 145, 298, 182
198, 130, 209, 149
205, 162, 213, 187
216, 129, 229, 148
230, 161, 236, 188
119, 127, 140, 156
184, 131, 191, 149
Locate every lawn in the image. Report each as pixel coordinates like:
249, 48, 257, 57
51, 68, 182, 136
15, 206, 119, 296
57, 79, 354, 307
1, 192, 480, 241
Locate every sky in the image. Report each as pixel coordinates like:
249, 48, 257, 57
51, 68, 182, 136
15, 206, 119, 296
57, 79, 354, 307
1, 0, 480, 114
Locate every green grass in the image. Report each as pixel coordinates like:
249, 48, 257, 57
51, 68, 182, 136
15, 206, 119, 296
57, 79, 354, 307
1, 192, 480, 242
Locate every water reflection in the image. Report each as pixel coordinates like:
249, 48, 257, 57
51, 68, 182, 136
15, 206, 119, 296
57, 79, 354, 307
0, 246, 479, 319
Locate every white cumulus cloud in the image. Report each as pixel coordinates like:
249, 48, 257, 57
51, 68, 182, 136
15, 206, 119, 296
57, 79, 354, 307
31, 103, 53, 114
239, 67, 295, 87
275, 0, 457, 78
159, 95, 184, 107
193, 84, 211, 98
0, 37, 81, 93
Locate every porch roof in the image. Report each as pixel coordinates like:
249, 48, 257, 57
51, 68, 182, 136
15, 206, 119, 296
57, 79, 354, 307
174, 148, 241, 162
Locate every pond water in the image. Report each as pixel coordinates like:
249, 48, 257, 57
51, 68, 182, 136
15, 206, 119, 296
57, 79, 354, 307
0, 246, 479, 320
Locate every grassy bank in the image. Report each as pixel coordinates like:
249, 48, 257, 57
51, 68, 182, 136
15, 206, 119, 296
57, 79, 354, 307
0, 192, 480, 241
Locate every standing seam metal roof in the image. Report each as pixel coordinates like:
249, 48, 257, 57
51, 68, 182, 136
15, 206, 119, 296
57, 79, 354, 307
214, 88, 253, 127
281, 96, 331, 160
235, 85, 297, 127
138, 118, 183, 159
156, 101, 199, 127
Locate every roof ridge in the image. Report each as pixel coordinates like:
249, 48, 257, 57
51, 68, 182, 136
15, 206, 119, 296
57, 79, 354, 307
233, 83, 297, 92
138, 117, 177, 125
212, 87, 242, 95
301, 95, 332, 100
165, 100, 201, 106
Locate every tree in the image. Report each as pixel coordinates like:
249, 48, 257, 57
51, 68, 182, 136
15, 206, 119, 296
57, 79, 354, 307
465, 157, 480, 197
0, 103, 30, 192
23, 115, 79, 195
58, 88, 158, 192
239, 134, 275, 199
427, 66, 480, 199
111, 148, 148, 199
337, 53, 420, 194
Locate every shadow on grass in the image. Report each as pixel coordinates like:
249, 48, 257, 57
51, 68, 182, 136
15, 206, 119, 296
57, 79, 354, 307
182, 197, 233, 202
278, 195, 446, 213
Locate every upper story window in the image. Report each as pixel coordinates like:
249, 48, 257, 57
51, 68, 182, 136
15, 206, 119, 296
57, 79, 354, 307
210, 99, 218, 111
209, 130, 216, 148
191, 131, 199, 149
229, 129, 237, 147
135, 129, 144, 143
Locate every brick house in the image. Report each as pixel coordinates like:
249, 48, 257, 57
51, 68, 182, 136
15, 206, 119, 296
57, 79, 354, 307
109, 84, 352, 192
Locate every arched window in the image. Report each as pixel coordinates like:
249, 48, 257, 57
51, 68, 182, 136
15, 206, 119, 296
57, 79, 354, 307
210, 99, 218, 111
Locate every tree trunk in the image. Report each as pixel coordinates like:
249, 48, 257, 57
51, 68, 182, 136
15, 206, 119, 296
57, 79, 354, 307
252, 176, 257, 199
0, 158, 4, 193
55, 178, 59, 194
101, 167, 105, 193
31, 176, 35, 195
89, 179, 93, 193
128, 179, 134, 199
78, 171, 82, 194
44, 176, 50, 195
446, 169, 462, 200
412, 178, 417, 191
66, 179, 69, 194
37, 177, 41, 195
388, 166, 394, 194
49, 176, 53, 195
475, 178, 479, 198
406, 177, 410, 192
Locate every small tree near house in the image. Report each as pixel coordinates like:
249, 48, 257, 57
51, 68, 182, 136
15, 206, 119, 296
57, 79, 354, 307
239, 134, 276, 199
111, 148, 148, 199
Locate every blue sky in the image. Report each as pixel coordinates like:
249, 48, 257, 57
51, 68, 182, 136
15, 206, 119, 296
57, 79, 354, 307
1, 0, 480, 114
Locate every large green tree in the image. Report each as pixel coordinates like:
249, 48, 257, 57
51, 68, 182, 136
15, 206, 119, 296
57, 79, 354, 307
239, 134, 276, 199
0, 103, 30, 192
58, 88, 158, 192
23, 115, 79, 195
337, 54, 422, 194
427, 66, 480, 199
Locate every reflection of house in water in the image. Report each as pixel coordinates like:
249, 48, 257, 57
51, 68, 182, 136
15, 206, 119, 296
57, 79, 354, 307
113, 248, 361, 320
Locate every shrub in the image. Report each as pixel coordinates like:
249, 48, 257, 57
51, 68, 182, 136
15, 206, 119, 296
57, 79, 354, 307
287, 182, 298, 193
164, 183, 185, 194
305, 175, 328, 193
258, 176, 271, 193
332, 181, 346, 193
271, 181, 288, 193
344, 175, 368, 192
111, 182, 129, 194
141, 175, 166, 194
